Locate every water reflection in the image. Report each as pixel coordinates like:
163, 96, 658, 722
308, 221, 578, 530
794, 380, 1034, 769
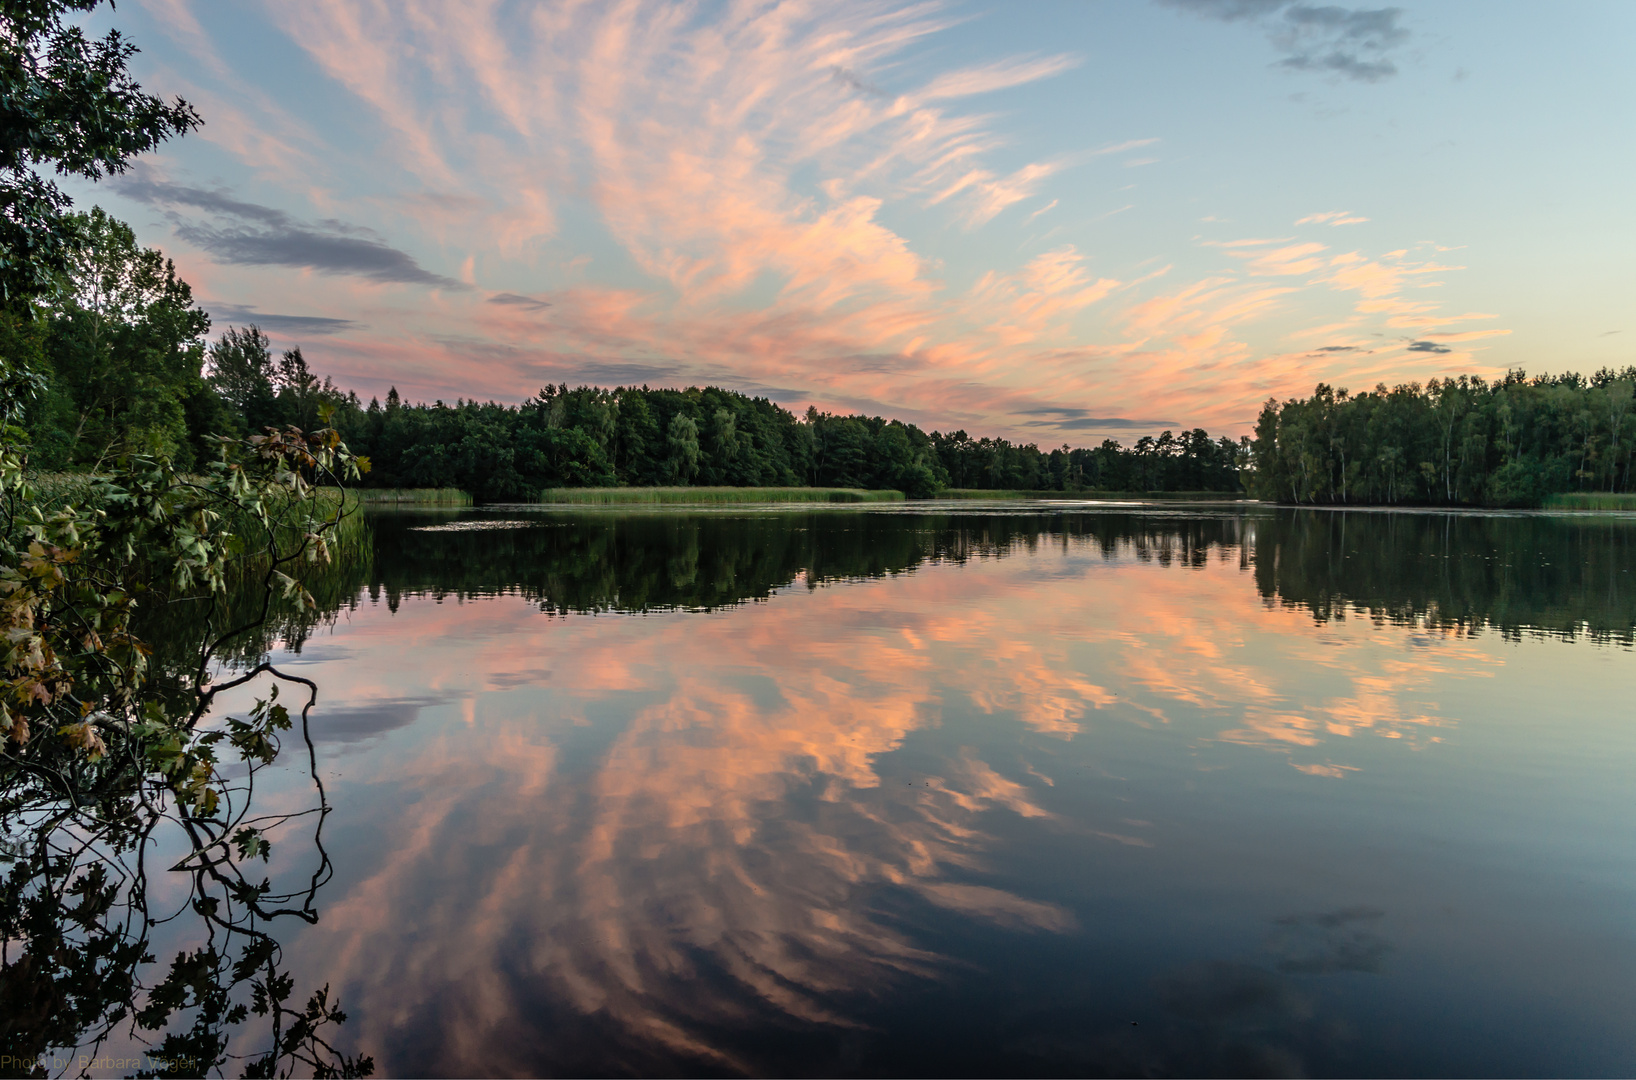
260, 506, 1636, 1075
0, 653, 371, 1079
278, 506, 1636, 643
1252, 509, 1636, 642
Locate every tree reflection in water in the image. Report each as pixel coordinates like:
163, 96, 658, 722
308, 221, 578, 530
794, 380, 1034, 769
0, 673, 368, 1078
1, 471, 376, 1079
348, 505, 1636, 644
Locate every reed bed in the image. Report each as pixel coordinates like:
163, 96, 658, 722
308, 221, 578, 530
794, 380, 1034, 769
21, 471, 104, 511
934, 489, 1246, 501
214, 488, 369, 576
534, 486, 904, 505
346, 487, 472, 505
1543, 492, 1636, 511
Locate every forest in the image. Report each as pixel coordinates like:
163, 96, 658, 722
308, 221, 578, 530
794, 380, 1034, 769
1248, 373, 1636, 506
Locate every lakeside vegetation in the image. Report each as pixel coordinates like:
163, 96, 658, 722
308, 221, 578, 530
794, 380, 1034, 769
349, 486, 473, 505
1542, 492, 1636, 512
201, 365, 1249, 502
535, 486, 903, 504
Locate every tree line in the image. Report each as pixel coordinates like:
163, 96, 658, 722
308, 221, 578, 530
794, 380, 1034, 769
317, 381, 1247, 501
18, 201, 1636, 509
1248, 372, 1636, 506
15, 229, 1248, 500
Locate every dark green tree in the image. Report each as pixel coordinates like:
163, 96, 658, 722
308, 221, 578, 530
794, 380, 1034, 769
207, 325, 277, 432
1247, 372, 1636, 507
0, 0, 200, 307
34, 207, 211, 467
665, 411, 700, 483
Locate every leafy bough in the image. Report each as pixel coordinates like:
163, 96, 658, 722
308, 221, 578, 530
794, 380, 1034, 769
0, 398, 374, 1078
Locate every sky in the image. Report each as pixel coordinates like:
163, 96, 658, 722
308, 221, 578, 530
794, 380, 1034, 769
68, 0, 1636, 442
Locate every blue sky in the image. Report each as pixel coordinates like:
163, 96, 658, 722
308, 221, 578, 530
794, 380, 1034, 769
69, 0, 1636, 440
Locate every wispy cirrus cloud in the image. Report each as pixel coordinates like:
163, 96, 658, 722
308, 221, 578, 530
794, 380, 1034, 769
970, 246, 1122, 344
917, 53, 1080, 100
114, 0, 1505, 443
1091, 137, 1161, 157
1297, 210, 1369, 225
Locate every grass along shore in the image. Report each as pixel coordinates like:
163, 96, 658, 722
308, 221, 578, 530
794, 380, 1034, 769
533, 486, 904, 505
531, 487, 1249, 505
933, 489, 1249, 501
347, 487, 472, 505
1542, 492, 1636, 511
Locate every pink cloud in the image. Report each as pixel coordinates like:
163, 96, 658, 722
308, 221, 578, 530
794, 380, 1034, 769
916, 53, 1080, 100
130, 1, 1514, 443
1296, 210, 1369, 226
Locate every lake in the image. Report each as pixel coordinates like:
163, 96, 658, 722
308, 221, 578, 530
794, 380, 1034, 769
213, 501, 1636, 1076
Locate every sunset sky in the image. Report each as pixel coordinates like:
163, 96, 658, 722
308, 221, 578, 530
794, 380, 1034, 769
71, 0, 1634, 442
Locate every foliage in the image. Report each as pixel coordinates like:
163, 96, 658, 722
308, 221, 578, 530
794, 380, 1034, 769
205, 326, 278, 436
0, 0, 200, 307
0, 4, 375, 1071
930, 426, 1245, 495
0, 391, 373, 1077
1248, 371, 1636, 507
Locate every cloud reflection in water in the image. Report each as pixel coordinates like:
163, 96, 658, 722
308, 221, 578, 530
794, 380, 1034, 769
276, 523, 1508, 1074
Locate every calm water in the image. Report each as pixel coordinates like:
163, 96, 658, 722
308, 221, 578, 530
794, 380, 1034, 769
218, 503, 1636, 1076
